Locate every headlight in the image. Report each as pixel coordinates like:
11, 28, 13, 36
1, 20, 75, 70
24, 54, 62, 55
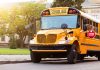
68, 37, 74, 40
29, 39, 35, 44
58, 40, 66, 44
58, 40, 70, 44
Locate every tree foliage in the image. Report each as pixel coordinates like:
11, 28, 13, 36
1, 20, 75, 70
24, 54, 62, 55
0, 2, 45, 48
52, 0, 85, 10
0, 8, 9, 36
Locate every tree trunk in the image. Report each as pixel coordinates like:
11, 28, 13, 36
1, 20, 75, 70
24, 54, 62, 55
19, 36, 25, 48
21, 40, 24, 48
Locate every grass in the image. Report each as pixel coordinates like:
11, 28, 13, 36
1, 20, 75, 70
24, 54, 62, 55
0, 48, 30, 55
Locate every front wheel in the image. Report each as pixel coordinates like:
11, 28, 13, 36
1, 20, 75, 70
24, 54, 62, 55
67, 44, 78, 64
30, 51, 41, 63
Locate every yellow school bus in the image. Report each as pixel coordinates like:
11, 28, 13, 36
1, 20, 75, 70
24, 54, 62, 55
29, 7, 100, 64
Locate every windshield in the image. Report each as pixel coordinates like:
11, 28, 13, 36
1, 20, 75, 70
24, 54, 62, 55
41, 15, 78, 29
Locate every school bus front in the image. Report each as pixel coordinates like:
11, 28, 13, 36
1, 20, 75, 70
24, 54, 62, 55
29, 7, 82, 64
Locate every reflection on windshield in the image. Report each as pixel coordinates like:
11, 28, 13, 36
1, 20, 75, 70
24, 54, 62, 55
41, 15, 78, 29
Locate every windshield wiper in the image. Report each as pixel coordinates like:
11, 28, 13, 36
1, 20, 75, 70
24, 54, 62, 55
49, 27, 58, 29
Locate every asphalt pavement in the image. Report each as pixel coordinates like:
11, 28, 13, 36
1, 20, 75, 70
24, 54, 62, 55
0, 57, 100, 70
0, 55, 98, 64
0, 55, 100, 70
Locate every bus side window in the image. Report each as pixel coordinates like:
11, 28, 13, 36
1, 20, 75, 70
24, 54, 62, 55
88, 20, 95, 31
83, 18, 88, 31
93, 22, 98, 33
95, 23, 98, 33
77, 15, 80, 28
89, 20, 92, 25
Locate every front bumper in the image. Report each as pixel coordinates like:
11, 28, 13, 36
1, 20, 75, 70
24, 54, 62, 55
29, 44, 72, 52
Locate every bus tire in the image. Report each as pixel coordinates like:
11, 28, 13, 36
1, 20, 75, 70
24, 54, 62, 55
67, 44, 78, 64
30, 51, 41, 63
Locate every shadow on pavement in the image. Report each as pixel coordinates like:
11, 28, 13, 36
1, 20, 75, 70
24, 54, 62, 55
0, 60, 31, 65
37, 58, 99, 64
0, 57, 99, 65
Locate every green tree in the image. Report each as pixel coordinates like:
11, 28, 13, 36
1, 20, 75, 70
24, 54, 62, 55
0, 3, 45, 48
7, 5, 27, 48
0, 8, 9, 36
52, 0, 85, 10
7, 3, 45, 48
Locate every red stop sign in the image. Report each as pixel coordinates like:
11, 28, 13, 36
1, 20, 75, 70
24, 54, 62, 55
87, 30, 95, 38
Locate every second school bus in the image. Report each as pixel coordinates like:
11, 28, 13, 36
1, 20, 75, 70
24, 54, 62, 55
29, 7, 100, 64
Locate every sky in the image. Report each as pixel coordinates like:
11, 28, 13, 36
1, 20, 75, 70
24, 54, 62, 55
0, 0, 54, 8
0, 0, 31, 6
0, 0, 100, 8
0, 0, 32, 3
82, 0, 100, 8
0, 0, 100, 4
0, 0, 53, 4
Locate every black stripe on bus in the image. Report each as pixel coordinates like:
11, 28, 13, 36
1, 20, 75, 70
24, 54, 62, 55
81, 43, 99, 47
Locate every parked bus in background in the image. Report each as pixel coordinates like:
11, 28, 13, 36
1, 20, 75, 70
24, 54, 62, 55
29, 7, 100, 64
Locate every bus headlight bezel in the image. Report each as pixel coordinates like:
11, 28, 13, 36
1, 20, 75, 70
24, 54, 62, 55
58, 40, 70, 44
29, 39, 35, 44
58, 40, 66, 44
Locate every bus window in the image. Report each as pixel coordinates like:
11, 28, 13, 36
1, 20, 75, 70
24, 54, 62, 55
95, 23, 98, 33
89, 20, 92, 25
79, 16, 85, 30
76, 15, 80, 28
82, 18, 88, 31
41, 15, 78, 29
83, 18, 87, 24
93, 22, 98, 33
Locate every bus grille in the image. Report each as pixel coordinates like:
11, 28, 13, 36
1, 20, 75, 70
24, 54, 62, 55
47, 34, 57, 43
37, 34, 57, 43
37, 34, 46, 43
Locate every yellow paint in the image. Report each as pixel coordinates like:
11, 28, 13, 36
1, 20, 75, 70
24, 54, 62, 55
32, 50, 67, 52
80, 45, 87, 54
98, 24, 100, 33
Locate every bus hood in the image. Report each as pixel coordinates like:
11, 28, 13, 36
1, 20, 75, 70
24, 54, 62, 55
35, 29, 80, 44
37, 29, 72, 34
37, 30, 64, 34
36, 29, 66, 43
